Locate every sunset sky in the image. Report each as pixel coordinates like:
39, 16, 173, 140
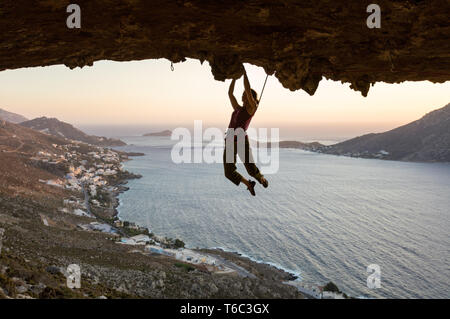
0, 59, 448, 140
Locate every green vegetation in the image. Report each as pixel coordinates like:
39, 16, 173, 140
0, 250, 137, 299
164, 237, 185, 249
323, 281, 340, 293
174, 262, 195, 272
122, 227, 151, 237
174, 239, 185, 249
0, 273, 16, 298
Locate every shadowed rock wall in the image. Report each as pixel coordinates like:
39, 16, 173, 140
1, 0, 449, 95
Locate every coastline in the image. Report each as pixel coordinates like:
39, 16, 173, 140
112, 144, 362, 299
208, 246, 301, 281
0, 126, 358, 299
113, 151, 308, 292
98, 150, 144, 220
1, 140, 304, 298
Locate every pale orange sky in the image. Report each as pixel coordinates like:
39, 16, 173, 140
0, 59, 448, 140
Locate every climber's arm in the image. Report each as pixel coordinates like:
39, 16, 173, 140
228, 79, 241, 111
243, 71, 258, 115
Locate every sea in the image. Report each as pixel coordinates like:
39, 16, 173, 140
114, 135, 450, 299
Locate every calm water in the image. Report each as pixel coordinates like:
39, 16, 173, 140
116, 136, 450, 299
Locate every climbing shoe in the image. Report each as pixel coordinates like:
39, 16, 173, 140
259, 176, 269, 188
247, 180, 256, 196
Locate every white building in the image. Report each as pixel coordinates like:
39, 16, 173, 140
103, 169, 117, 176
89, 185, 97, 196
322, 291, 345, 299
130, 234, 151, 245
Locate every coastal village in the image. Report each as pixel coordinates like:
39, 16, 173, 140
28, 139, 346, 297
29, 140, 252, 278
0, 118, 348, 299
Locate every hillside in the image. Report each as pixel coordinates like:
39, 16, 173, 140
321, 103, 450, 162
0, 121, 303, 299
0, 120, 70, 197
0, 108, 28, 123
0, 120, 68, 156
20, 117, 126, 147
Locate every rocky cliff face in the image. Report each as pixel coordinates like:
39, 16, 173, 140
1, 1, 449, 96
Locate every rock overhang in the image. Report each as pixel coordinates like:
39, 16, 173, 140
0, 0, 449, 96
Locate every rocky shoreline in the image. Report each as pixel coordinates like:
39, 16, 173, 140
111, 152, 304, 294
112, 149, 349, 299
0, 125, 303, 298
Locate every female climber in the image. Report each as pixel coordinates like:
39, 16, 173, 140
223, 68, 269, 196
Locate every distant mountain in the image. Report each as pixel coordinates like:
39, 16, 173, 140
321, 103, 450, 162
20, 117, 126, 147
143, 130, 172, 137
0, 108, 28, 123
0, 119, 68, 155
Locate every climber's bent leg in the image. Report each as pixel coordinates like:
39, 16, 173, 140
224, 161, 243, 186
223, 138, 242, 185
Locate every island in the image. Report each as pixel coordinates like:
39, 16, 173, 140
143, 130, 172, 137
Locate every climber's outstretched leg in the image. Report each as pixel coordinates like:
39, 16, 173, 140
239, 136, 269, 188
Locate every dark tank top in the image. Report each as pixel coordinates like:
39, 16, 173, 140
227, 107, 254, 131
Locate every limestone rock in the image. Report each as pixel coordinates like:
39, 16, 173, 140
0, 1, 449, 96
